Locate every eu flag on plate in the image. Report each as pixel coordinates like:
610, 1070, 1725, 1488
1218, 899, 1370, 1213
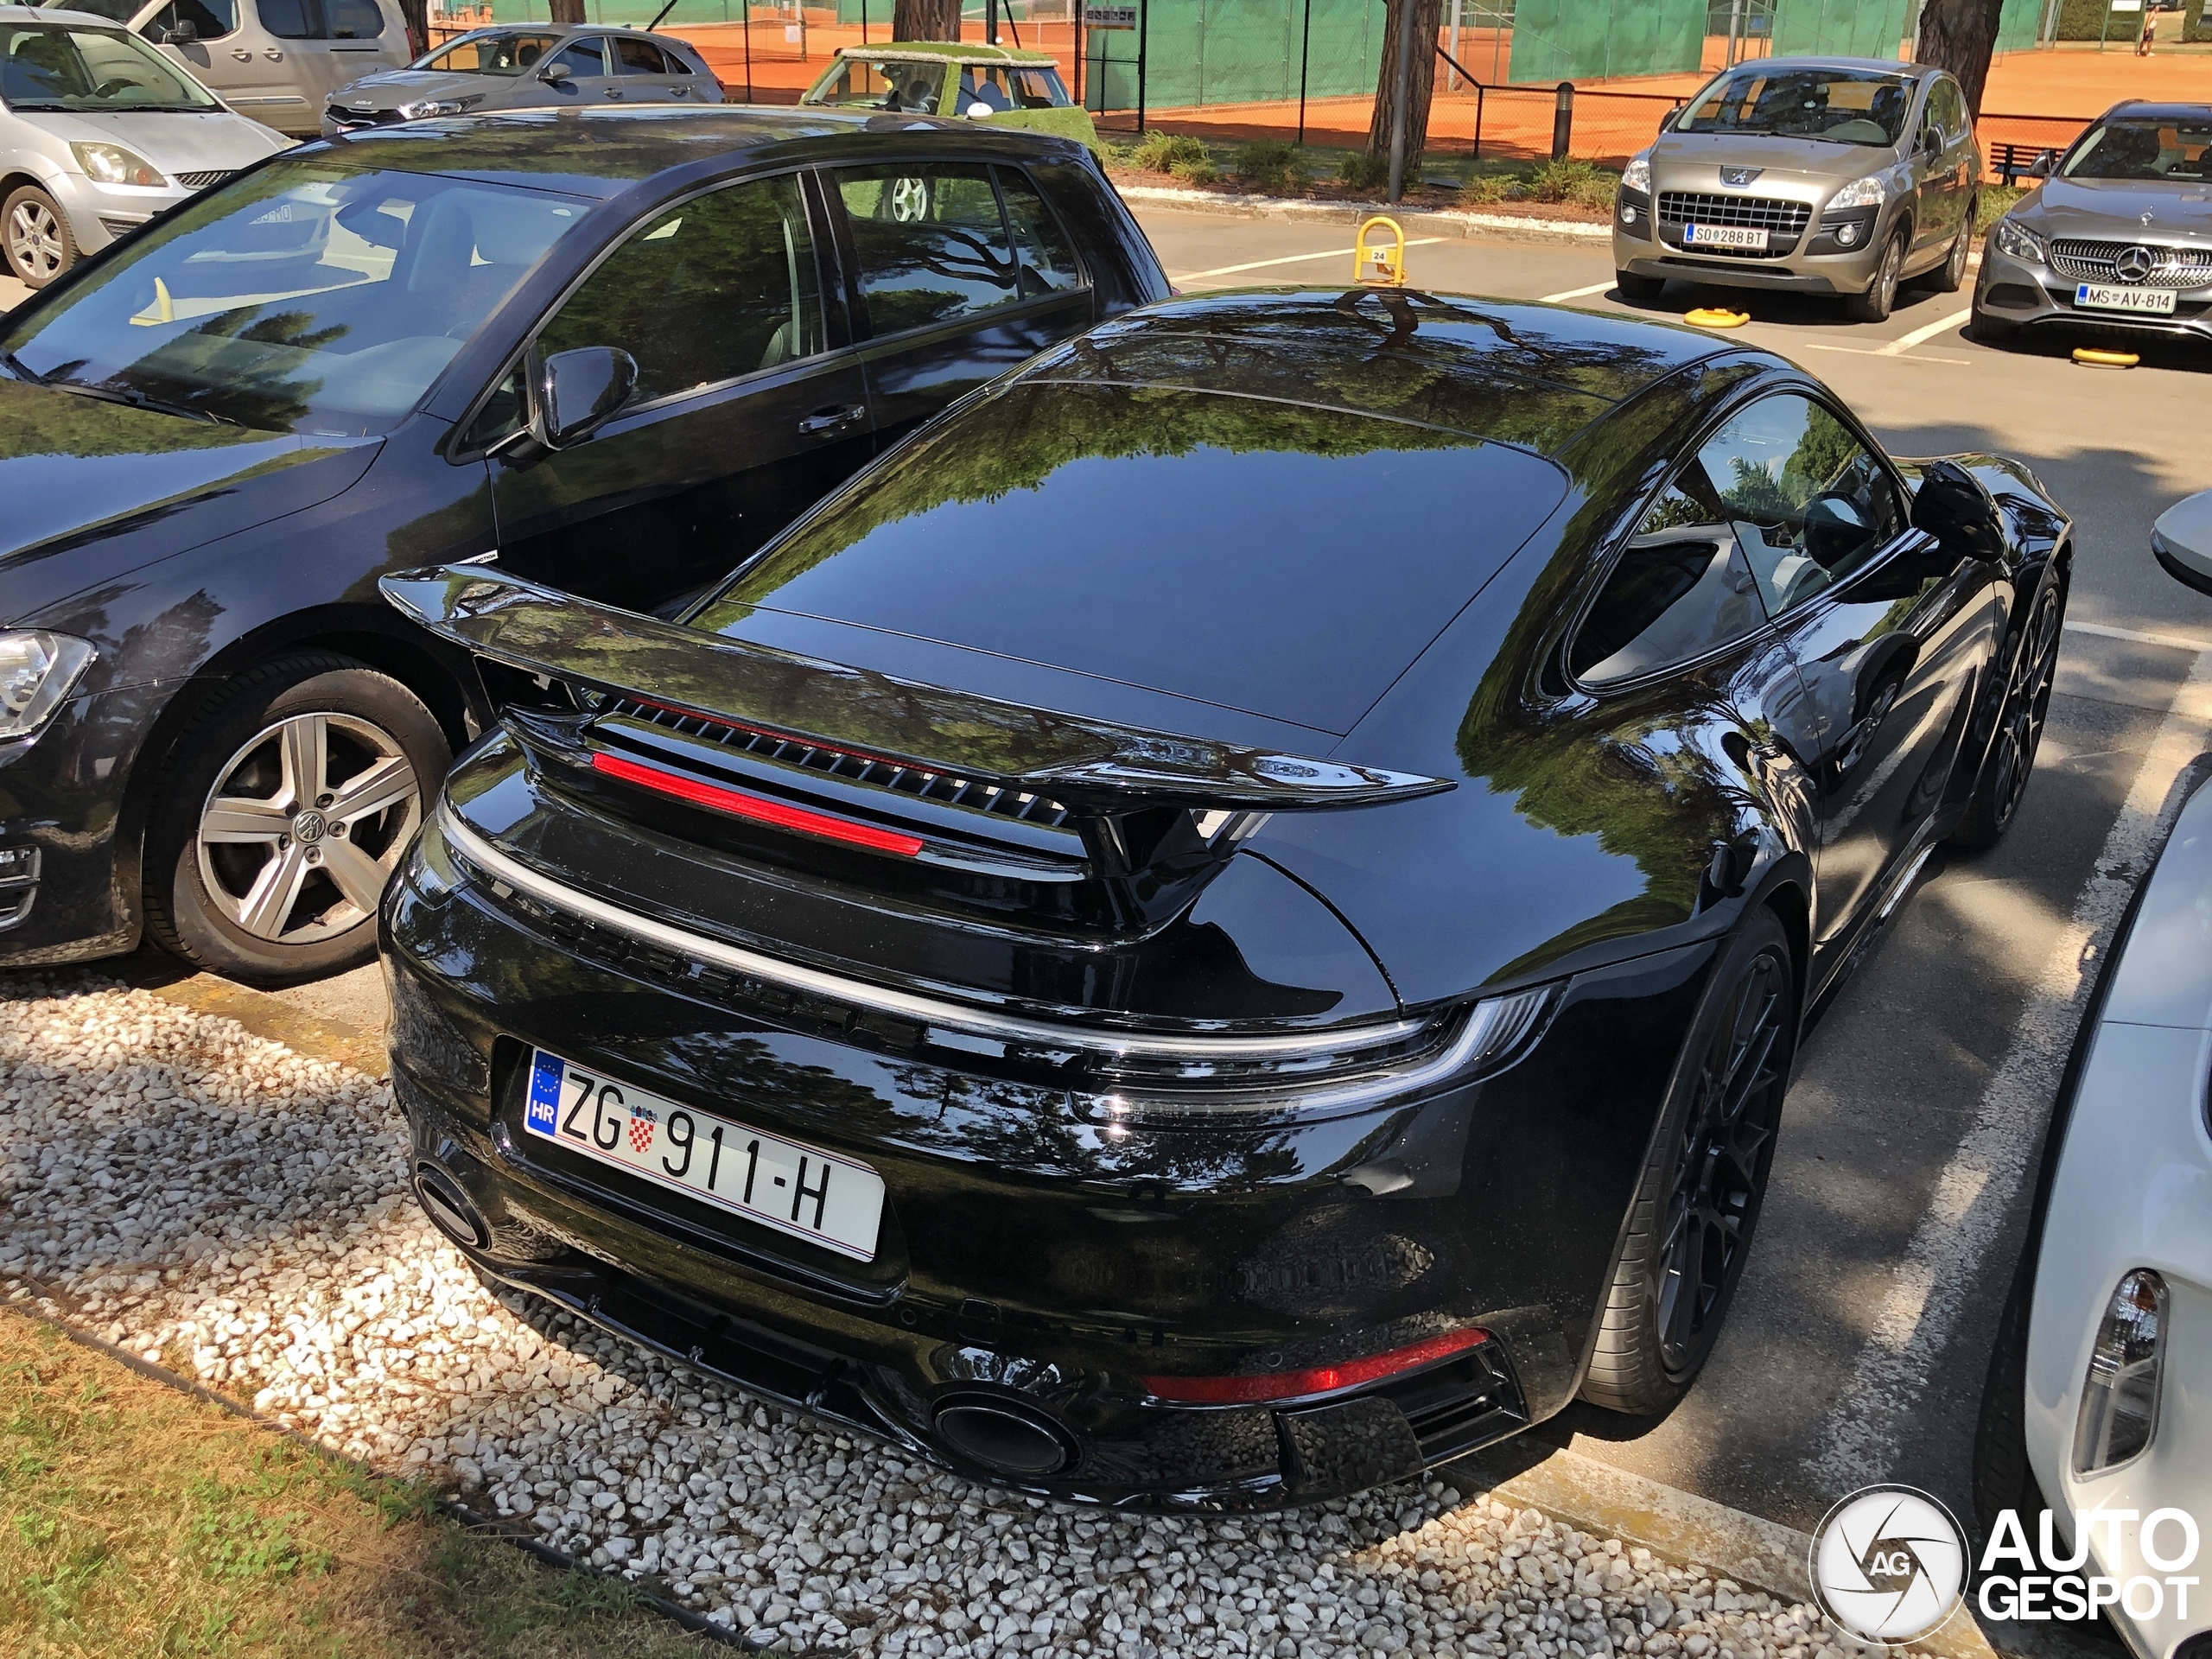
526, 1053, 563, 1134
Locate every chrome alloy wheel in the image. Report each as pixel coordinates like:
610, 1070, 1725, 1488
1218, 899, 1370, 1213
195, 711, 421, 945
1656, 944, 1790, 1375
887, 175, 931, 222
5, 195, 65, 283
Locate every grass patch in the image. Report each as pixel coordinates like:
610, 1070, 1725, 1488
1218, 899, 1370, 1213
0, 1312, 715, 1658
1103, 131, 1618, 211
1978, 184, 2030, 232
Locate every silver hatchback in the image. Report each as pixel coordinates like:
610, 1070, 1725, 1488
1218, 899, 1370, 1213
1612, 57, 1981, 323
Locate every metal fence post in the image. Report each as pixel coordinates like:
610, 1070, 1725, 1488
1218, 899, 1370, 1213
1473, 81, 1483, 158
1297, 0, 1312, 145
1135, 0, 1147, 131
1552, 80, 1572, 161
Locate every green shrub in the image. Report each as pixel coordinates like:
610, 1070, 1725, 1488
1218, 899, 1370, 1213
1525, 156, 1599, 203
1464, 174, 1515, 205
1234, 141, 1311, 194
1128, 130, 1211, 174
1169, 157, 1220, 184
1338, 149, 1394, 193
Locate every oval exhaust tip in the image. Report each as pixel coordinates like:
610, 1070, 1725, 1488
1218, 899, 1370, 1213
933, 1400, 1071, 1477
414, 1162, 489, 1250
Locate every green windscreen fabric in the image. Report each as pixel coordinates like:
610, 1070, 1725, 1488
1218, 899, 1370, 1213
1769, 0, 1909, 56
1507, 0, 1704, 85
1993, 0, 2044, 52
1086, 0, 1387, 111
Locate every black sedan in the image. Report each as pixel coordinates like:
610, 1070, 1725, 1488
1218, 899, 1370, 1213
377, 289, 2072, 1507
0, 107, 1162, 982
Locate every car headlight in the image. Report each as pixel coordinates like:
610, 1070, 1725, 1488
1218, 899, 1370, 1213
69, 143, 166, 188
1620, 151, 1651, 194
1993, 215, 2050, 265
1826, 175, 1885, 212
0, 632, 95, 741
397, 96, 474, 119
2073, 1268, 2166, 1473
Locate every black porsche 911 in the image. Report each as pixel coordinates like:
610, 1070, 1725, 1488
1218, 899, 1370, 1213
375, 288, 2070, 1508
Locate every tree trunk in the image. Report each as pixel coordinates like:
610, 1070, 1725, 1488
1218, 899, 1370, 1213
893, 0, 962, 39
396, 0, 427, 56
1366, 0, 1444, 180
1914, 0, 2005, 118
548, 0, 587, 23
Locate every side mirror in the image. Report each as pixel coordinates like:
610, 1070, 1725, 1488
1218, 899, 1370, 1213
540, 60, 570, 82
169, 19, 200, 42
1909, 458, 2005, 562
2028, 151, 2054, 180
537, 346, 636, 449
1921, 127, 1942, 158
1659, 106, 1678, 137
2153, 489, 2212, 598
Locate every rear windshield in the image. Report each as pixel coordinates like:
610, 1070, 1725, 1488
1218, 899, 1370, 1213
694, 382, 1567, 734
1675, 67, 1911, 147
809, 58, 948, 112
2062, 118, 2212, 181
413, 30, 562, 73
0, 21, 219, 112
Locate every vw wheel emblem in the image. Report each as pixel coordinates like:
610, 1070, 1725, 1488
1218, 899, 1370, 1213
1719, 167, 1764, 188
2114, 245, 2157, 283
1809, 1485, 1968, 1647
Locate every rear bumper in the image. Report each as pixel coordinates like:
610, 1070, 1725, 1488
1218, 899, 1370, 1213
379, 779, 1718, 1507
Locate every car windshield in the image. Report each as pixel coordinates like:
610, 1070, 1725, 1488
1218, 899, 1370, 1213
0, 162, 589, 436
957, 64, 1069, 110
809, 57, 946, 112
411, 30, 562, 74
1675, 67, 1911, 146
2061, 118, 2212, 181
0, 21, 220, 112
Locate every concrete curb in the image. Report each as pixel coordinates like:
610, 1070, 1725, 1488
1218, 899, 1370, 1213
1454, 1440, 1999, 1659
1116, 181, 1613, 244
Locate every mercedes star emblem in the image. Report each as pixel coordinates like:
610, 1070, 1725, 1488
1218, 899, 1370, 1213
2114, 245, 2157, 283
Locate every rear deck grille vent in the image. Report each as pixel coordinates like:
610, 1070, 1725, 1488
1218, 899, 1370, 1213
602, 697, 1074, 830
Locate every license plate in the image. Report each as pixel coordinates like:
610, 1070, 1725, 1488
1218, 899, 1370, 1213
1685, 223, 1768, 250
524, 1050, 885, 1262
2075, 283, 2176, 315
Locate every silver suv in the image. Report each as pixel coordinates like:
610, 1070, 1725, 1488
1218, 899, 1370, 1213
1612, 57, 1980, 323
67, 0, 411, 137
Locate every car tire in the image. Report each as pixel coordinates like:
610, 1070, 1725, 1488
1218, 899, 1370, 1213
1972, 1243, 2049, 1548
1933, 207, 1974, 294
1579, 906, 1796, 1415
3, 185, 76, 289
1844, 229, 1907, 324
1970, 304, 2020, 344
1948, 569, 2065, 852
1616, 270, 1666, 303
143, 653, 449, 985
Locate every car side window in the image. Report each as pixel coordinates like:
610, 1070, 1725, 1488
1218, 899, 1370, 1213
835, 163, 1019, 334
325, 0, 381, 37
537, 172, 823, 409
613, 35, 667, 74
1694, 392, 1905, 619
1571, 476, 1767, 684
545, 38, 604, 78
995, 167, 1084, 296
255, 0, 315, 40
142, 0, 238, 43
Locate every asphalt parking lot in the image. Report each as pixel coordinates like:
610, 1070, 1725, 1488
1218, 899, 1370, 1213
1141, 204, 2212, 1592
8, 207, 2210, 1647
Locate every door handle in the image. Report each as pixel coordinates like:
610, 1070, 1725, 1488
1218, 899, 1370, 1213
603, 87, 623, 99
231, 47, 251, 59
798, 404, 864, 435
264, 48, 283, 59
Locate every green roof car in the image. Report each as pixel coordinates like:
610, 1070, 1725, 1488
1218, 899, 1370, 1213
798, 43, 1098, 149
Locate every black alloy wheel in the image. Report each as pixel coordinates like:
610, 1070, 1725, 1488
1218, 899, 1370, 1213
1847, 229, 1907, 323
1949, 572, 2065, 851
1581, 908, 1796, 1414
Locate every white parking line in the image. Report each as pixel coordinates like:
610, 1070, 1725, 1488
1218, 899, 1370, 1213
1539, 280, 1618, 302
1168, 238, 1447, 283
1808, 646, 2212, 1492
1878, 306, 1975, 356
2068, 617, 2212, 653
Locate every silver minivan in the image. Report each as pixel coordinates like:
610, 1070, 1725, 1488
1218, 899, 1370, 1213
67, 0, 410, 136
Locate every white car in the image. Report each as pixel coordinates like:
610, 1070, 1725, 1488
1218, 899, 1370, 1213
3, 4, 290, 288
1975, 488, 2212, 1659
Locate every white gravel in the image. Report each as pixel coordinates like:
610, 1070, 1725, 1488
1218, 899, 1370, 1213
1, 976, 1856, 1659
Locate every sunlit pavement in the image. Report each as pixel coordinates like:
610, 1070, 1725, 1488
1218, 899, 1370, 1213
0, 275, 28, 313
1143, 205, 2203, 1646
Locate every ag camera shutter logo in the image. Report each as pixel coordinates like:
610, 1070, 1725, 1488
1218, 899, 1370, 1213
1809, 1485, 1968, 1645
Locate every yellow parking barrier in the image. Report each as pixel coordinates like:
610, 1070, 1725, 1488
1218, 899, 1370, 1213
2072, 346, 2138, 369
1355, 217, 1408, 287
1685, 307, 1750, 328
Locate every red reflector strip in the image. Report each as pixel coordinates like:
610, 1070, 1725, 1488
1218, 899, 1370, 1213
591, 752, 925, 858
1141, 1329, 1489, 1405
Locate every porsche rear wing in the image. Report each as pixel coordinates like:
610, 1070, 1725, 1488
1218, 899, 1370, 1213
380, 566, 1454, 820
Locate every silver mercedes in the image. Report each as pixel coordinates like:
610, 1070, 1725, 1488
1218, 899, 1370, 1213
1611, 56, 1981, 324
1973, 101, 2212, 346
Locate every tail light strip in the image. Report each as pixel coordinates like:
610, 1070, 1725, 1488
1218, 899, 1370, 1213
1141, 1329, 1492, 1405
591, 750, 925, 858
